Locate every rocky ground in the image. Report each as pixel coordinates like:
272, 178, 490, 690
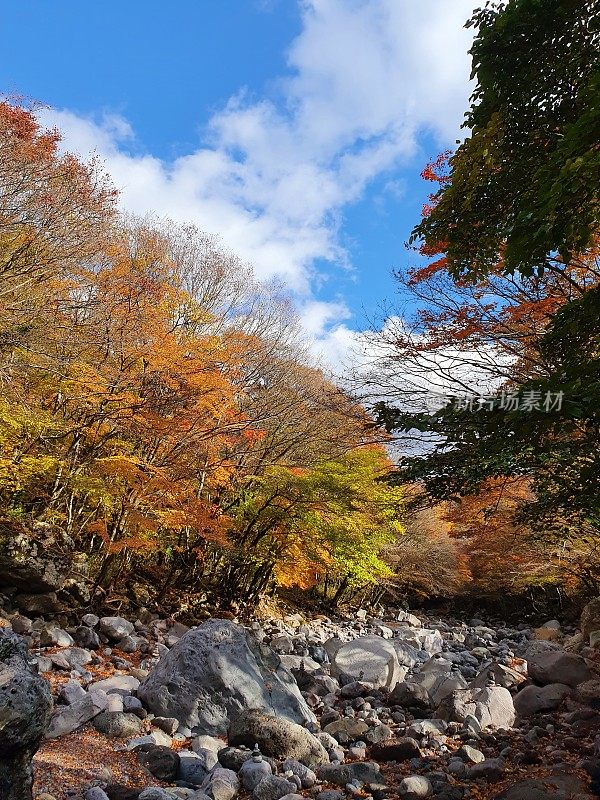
2, 599, 600, 800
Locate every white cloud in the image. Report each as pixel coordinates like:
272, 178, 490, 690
37, 0, 474, 362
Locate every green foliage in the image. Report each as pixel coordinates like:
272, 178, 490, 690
412, 0, 600, 279
376, 285, 600, 535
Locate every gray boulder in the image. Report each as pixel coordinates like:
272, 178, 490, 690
138, 619, 315, 735
0, 630, 53, 800
99, 616, 135, 640
318, 762, 384, 787
253, 776, 296, 800
228, 709, 328, 768
526, 648, 593, 687
436, 686, 515, 730
330, 636, 404, 688
398, 775, 432, 798
514, 683, 571, 717
46, 691, 107, 738
92, 710, 144, 738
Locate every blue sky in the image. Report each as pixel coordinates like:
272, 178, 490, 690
0, 0, 475, 368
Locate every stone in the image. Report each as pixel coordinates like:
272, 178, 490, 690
191, 735, 224, 770
75, 626, 101, 649
92, 711, 145, 738
143, 745, 180, 781
469, 758, 505, 781
90, 674, 140, 694
436, 686, 515, 730
46, 691, 107, 738
575, 679, 600, 707
323, 718, 369, 738
281, 759, 316, 788
228, 709, 328, 768
14, 592, 63, 614
0, 629, 53, 800
40, 625, 74, 648
581, 597, 600, 642
138, 619, 315, 736
86, 790, 110, 800
491, 773, 594, 799
153, 716, 179, 735
412, 657, 468, 705
82, 613, 100, 627
58, 679, 87, 705
178, 750, 208, 786
202, 767, 239, 800
99, 616, 135, 641
514, 683, 572, 716
370, 738, 421, 761
10, 616, 33, 636
470, 662, 526, 690
218, 746, 253, 771
388, 681, 431, 709
239, 754, 273, 791
534, 626, 561, 641
138, 791, 174, 800
317, 762, 384, 787
458, 745, 485, 763
526, 649, 593, 687
330, 636, 404, 689
398, 775, 432, 798
252, 776, 295, 800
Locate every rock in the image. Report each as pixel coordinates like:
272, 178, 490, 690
86, 789, 110, 800
138, 791, 174, 800
228, 709, 328, 768
40, 625, 75, 648
281, 759, 316, 788
534, 626, 561, 641
126, 730, 173, 749
143, 745, 181, 781
0, 629, 53, 800
138, 619, 315, 736
252, 776, 295, 800
514, 683, 572, 716
527, 649, 593, 687
370, 738, 421, 761
330, 636, 404, 689
58, 679, 87, 705
318, 762, 384, 786
436, 686, 515, 730
581, 597, 600, 642
470, 662, 526, 690
91, 674, 140, 694
458, 745, 485, 763
576, 679, 600, 706
491, 773, 593, 799
75, 625, 101, 649
153, 716, 179, 735
323, 718, 369, 738
82, 613, 100, 627
412, 657, 468, 705
178, 750, 208, 786
191, 735, 223, 770
218, 745, 253, 771
0, 522, 70, 594
100, 616, 135, 641
239, 753, 273, 790
14, 592, 63, 614
388, 681, 431, 709
93, 711, 145, 738
469, 758, 505, 781
46, 691, 108, 738
398, 775, 432, 799
10, 616, 33, 636
202, 767, 240, 800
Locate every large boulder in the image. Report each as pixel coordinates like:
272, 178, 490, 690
492, 773, 594, 799
138, 619, 315, 735
513, 683, 571, 717
0, 521, 70, 593
436, 686, 515, 730
228, 709, 328, 768
0, 629, 53, 800
526, 648, 593, 687
329, 636, 404, 688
